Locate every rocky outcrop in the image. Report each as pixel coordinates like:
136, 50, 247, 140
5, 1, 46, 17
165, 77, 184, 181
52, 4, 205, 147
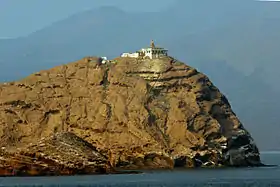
0, 132, 113, 176
0, 56, 262, 175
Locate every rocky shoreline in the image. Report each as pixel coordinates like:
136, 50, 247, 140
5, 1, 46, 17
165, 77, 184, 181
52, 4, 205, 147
0, 132, 265, 177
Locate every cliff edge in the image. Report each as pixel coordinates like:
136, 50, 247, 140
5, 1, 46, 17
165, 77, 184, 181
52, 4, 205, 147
0, 56, 261, 175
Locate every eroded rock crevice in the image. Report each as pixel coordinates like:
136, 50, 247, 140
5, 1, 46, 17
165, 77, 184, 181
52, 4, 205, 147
142, 73, 171, 151
62, 65, 73, 132
101, 67, 112, 126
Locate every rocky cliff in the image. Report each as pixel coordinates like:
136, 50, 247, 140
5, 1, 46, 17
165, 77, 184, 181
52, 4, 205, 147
0, 56, 261, 175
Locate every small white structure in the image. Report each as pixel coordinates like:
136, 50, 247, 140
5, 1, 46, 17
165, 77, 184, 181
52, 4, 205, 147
101, 57, 108, 64
121, 40, 168, 59
121, 53, 139, 58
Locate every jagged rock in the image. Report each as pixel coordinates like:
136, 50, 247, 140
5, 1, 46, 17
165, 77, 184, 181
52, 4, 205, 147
0, 132, 114, 176
0, 56, 262, 175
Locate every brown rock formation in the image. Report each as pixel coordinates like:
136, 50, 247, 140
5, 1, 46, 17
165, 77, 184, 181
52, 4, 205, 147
0, 132, 113, 176
0, 56, 261, 175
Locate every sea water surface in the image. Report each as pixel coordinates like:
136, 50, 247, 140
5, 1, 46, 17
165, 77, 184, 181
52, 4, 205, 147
1, 152, 280, 187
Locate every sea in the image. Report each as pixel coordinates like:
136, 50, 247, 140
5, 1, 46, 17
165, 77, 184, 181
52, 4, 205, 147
1, 152, 280, 187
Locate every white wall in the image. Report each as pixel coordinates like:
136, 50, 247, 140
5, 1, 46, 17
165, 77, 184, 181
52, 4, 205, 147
140, 48, 168, 59
121, 52, 139, 58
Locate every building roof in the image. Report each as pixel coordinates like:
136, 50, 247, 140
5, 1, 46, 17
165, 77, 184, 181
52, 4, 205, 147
142, 46, 168, 50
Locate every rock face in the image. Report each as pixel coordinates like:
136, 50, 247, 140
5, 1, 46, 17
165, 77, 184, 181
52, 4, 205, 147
0, 56, 262, 175
0, 132, 113, 176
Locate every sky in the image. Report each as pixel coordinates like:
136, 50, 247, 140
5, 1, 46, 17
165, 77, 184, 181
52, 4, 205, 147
0, 0, 175, 38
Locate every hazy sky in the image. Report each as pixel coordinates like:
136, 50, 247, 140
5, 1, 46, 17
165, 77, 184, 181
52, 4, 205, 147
0, 0, 175, 38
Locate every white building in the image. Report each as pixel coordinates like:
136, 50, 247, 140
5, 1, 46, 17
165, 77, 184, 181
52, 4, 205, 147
121, 52, 140, 58
121, 40, 168, 59
101, 57, 108, 64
